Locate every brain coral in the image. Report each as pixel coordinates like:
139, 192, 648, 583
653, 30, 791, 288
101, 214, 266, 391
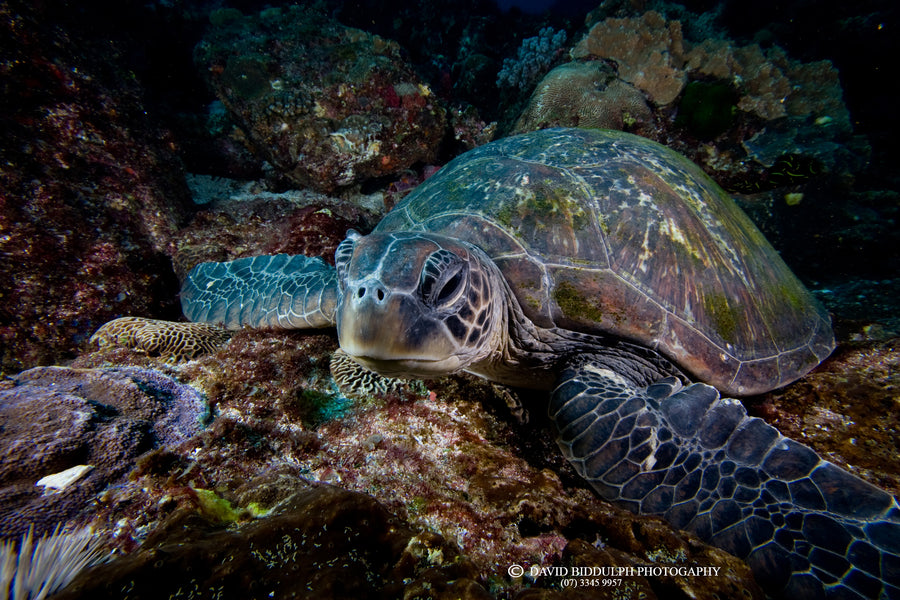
512, 61, 653, 134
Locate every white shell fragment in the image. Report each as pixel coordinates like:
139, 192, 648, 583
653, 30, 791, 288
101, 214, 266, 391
36, 464, 94, 494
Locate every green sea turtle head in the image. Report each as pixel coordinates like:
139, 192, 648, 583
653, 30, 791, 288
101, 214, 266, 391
334, 231, 505, 379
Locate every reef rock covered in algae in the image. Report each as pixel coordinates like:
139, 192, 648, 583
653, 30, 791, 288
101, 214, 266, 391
751, 337, 900, 498
49, 324, 762, 599
0, 1, 190, 373
194, 6, 447, 193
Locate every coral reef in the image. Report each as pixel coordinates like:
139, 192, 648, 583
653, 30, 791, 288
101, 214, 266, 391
496, 27, 568, 90
512, 61, 653, 135
687, 41, 852, 130
0, 1, 191, 373
0, 366, 209, 538
194, 6, 447, 193
56, 330, 764, 599
684, 40, 790, 121
91, 317, 231, 360
0, 1, 898, 597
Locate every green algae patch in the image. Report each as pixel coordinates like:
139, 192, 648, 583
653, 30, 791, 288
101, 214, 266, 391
702, 292, 739, 343
675, 80, 738, 140
553, 279, 605, 323
193, 488, 247, 523
193, 488, 274, 524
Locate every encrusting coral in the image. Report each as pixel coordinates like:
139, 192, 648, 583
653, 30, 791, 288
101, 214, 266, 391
572, 11, 687, 106
0, 366, 210, 538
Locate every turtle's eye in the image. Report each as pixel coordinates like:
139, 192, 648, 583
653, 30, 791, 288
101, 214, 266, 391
420, 249, 468, 310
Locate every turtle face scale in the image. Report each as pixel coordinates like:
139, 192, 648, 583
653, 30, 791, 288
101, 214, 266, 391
334, 231, 502, 378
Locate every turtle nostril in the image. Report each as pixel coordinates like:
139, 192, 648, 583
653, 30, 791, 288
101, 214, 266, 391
355, 283, 387, 303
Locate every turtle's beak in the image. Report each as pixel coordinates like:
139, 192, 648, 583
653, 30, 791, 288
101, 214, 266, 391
336, 279, 466, 378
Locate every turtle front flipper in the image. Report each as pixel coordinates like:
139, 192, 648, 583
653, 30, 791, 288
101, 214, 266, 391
550, 361, 900, 598
181, 254, 338, 329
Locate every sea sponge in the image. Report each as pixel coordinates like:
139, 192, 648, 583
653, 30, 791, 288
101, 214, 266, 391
512, 61, 653, 134
91, 317, 231, 360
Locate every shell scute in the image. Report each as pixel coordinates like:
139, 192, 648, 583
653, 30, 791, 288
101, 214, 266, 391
376, 128, 833, 394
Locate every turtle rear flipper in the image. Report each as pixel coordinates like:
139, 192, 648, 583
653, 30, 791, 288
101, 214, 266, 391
550, 360, 900, 598
181, 254, 338, 329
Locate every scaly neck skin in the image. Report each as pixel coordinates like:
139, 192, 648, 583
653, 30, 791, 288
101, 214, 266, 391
466, 274, 686, 391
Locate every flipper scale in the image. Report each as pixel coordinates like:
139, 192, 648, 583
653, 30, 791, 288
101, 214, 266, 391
181, 254, 338, 329
550, 361, 900, 599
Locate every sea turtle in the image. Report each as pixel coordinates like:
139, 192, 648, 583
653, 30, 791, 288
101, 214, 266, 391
177, 128, 898, 598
